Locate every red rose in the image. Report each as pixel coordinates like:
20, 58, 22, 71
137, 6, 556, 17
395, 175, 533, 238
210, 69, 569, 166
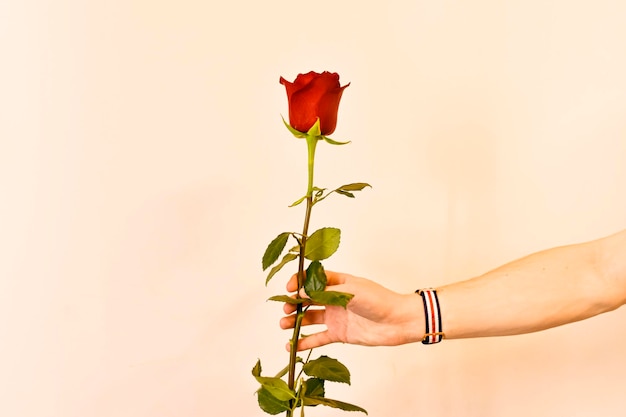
279, 71, 350, 136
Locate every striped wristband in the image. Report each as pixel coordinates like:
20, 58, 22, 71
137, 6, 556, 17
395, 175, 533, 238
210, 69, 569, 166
416, 289, 444, 344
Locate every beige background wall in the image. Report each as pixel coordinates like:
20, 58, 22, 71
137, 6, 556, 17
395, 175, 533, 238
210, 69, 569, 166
2, 1, 625, 416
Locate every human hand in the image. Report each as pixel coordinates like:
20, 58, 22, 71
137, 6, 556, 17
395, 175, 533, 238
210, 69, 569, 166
280, 271, 424, 351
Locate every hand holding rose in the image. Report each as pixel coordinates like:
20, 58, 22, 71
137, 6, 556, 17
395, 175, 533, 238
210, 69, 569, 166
280, 271, 424, 351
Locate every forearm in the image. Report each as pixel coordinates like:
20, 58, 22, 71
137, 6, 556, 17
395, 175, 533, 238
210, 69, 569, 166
435, 229, 626, 340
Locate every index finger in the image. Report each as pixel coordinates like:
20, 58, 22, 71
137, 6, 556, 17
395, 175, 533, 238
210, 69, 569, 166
286, 273, 299, 292
324, 270, 348, 286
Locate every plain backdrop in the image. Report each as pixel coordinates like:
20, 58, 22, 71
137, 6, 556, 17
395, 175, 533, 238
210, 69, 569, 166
2, 1, 626, 416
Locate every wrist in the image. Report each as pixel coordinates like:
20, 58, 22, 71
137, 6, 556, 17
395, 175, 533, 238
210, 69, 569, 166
398, 293, 427, 344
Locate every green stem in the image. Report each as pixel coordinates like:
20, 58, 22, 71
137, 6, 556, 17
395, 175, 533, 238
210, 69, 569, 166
305, 135, 317, 197
286, 135, 318, 417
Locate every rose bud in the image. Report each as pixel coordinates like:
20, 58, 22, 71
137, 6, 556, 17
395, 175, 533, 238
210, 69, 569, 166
279, 71, 350, 136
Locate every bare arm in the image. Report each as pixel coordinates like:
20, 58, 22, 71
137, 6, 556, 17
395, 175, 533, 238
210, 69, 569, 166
440, 229, 626, 339
281, 229, 626, 350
